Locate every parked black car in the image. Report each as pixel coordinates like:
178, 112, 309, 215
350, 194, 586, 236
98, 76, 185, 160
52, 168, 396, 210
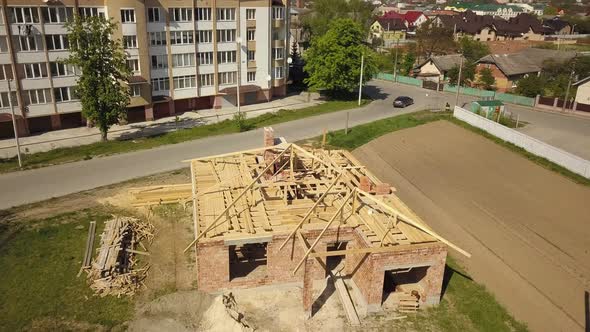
393, 96, 414, 108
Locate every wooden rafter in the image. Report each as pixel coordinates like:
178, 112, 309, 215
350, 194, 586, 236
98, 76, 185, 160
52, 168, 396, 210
183, 145, 293, 252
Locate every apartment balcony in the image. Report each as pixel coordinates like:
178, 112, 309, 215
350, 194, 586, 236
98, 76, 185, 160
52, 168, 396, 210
247, 41, 256, 50
246, 20, 256, 28
247, 60, 256, 69
272, 19, 285, 28
272, 39, 285, 48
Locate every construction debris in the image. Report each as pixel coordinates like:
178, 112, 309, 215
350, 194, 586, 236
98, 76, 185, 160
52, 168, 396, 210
222, 292, 255, 332
84, 216, 154, 297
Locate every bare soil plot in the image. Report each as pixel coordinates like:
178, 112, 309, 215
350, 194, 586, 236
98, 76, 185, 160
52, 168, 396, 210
353, 120, 590, 332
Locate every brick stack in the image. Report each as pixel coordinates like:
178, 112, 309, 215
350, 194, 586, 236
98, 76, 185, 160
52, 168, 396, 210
374, 183, 391, 195
263, 127, 275, 147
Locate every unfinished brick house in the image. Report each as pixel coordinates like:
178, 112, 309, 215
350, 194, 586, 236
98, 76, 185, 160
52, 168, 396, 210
173, 129, 470, 317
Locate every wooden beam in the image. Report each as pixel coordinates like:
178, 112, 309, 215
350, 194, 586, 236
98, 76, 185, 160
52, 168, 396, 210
183, 145, 293, 252
292, 189, 355, 275
308, 245, 402, 258
278, 173, 343, 251
356, 188, 471, 258
190, 161, 199, 238
296, 231, 328, 271
182, 143, 289, 162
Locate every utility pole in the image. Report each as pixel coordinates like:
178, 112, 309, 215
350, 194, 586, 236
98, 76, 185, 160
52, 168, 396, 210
562, 69, 575, 112
393, 39, 399, 81
358, 53, 364, 106
7, 79, 22, 168
455, 56, 463, 108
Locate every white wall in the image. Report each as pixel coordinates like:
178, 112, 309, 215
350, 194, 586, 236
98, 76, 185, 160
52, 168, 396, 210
453, 106, 590, 178
575, 82, 590, 105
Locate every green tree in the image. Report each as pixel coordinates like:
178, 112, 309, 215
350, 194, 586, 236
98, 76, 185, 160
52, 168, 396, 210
415, 19, 456, 59
544, 6, 558, 16
302, 0, 374, 38
400, 51, 416, 76
65, 15, 131, 141
304, 18, 377, 96
458, 37, 490, 62
290, 40, 301, 65
477, 67, 496, 90
447, 62, 476, 86
514, 75, 546, 97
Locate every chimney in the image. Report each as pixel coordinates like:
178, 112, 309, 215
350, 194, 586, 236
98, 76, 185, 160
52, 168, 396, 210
264, 127, 275, 147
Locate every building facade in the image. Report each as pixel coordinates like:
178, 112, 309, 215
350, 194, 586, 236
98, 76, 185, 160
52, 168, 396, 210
0, 0, 289, 139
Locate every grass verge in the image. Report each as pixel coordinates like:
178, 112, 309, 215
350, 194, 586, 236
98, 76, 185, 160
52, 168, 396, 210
372, 256, 528, 332
304, 110, 589, 186
0, 99, 369, 174
0, 208, 134, 330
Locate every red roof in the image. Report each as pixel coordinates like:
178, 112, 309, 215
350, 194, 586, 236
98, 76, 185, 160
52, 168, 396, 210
382, 11, 404, 20
403, 11, 426, 24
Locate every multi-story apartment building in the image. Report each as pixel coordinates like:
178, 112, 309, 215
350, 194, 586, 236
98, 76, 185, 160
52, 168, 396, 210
0, 0, 289, 138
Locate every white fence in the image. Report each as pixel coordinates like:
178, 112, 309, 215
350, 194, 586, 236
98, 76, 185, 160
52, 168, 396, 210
453, 106, 590, 179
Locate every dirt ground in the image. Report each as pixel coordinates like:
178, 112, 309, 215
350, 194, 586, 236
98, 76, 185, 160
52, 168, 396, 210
353, 120, 590, 332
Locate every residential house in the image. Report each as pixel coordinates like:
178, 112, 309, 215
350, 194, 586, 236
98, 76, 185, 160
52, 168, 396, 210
573, 76, 590, 106
475, 48, 577, 92
445, 3, 524, 19
414, 54, 466, 82
403, 11, 429, 32
370, 17, 407, 48
542, 17, 572, 35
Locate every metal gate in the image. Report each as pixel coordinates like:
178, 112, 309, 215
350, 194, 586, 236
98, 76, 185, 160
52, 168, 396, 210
422, 80, 442, 91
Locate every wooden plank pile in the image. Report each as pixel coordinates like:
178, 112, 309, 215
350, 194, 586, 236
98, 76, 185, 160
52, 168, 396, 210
85, 216, 154, 297
129, 184, 192, 207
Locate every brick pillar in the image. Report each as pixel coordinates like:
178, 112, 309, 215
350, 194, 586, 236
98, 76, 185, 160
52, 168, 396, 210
264, 127, 275, 147
50, 114, 61, 130
553, 97, 558, 108
302, 258, 314, 318
145, 105, 154, 121
169, 99, 176, 116
213, 95, 223, 110
359, 176, 372, 192
534, 94, 540, 108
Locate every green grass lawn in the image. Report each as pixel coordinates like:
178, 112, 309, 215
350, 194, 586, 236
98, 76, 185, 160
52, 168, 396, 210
0, 100, 369, 174
373, 256, 528, 332
0, 208, 133, 330
306, 110, 589, 186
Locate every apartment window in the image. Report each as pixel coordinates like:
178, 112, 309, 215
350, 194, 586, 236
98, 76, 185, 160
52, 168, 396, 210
149, 32, 167, 46
216, 8, 236, 21
0, 92, 18, 108
172, 53, 195, 67
196, 8, 212, 21
23, 63, 47, 79
197, 30, 213, 43
217, 51, 236, 64
120, 9, 135, 23
170, 31, 194, 45
78, 7, 103, 18
218, 71, 236, 85
199, 73, 214, 87
126, 59, 140, 72
171, 8, 192, 22
197, 52, 213, 65
246, 9, 256, 20
272, 7, 284, 20
123, 35, 138, 49
0, 65, 13, 81
247, 29, 255, 41
50, 62, 76, 77
173, 75, 196, 89
151, 55, 168, 69
18, 36, 38, 52
24, 89, 51, 105
148, 8, 161, 22
274, 66, 284, 79
247, 71, 256, 82
151, 77, 170, 91
130, 85, 141, 97
0, 37, 8, 53
46, 34, 69, 51
217, 29, 236, 43
10, 7, 40, 24
272, 47, 284, 60
247, 50, 255, 61
42, 7, 73, 23
54, 86, 77, 102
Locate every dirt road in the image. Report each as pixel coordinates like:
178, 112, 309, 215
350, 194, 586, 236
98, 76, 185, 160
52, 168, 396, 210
353, 120, 590, 332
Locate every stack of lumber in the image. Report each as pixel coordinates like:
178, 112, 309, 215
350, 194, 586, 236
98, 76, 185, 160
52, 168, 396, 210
397, 292, 420, 313
129, 184, 192, 207
85, 216, 154, 297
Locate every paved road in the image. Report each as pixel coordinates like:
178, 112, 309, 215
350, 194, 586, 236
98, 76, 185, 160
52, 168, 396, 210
1, 80, 588, 210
